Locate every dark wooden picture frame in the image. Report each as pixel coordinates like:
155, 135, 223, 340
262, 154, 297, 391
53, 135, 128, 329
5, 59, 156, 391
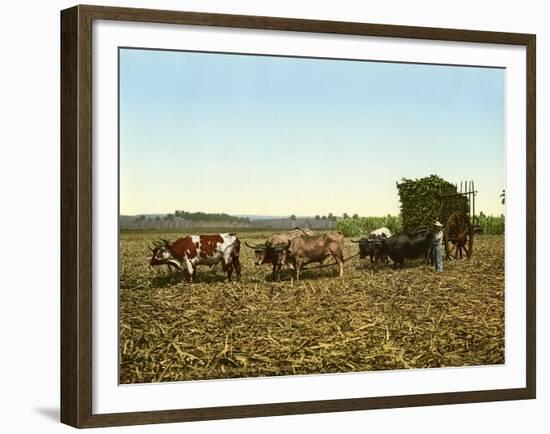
61, 4, 536, 428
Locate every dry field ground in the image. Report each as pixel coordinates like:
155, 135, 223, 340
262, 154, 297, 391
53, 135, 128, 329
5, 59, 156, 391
119, 230, 504, 384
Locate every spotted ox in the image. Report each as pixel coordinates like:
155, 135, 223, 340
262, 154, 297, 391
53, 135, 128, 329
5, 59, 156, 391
149, 234, 241, 282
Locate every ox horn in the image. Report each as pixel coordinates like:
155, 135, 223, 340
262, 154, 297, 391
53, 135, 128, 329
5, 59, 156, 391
272, 241, 291, 251
351, 239, 362, 243
245, 241, 266, 249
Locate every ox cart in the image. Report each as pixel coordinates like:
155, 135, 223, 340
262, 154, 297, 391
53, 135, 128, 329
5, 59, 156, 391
438, 180, 480, 260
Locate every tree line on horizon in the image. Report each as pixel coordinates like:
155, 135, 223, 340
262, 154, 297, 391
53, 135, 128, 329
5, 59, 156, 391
134, 210, 250, 225
133, 212, 367, 225
129, 175, 504, 234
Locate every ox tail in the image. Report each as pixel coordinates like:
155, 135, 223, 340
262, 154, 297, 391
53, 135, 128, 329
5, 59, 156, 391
231, 236, 241, 256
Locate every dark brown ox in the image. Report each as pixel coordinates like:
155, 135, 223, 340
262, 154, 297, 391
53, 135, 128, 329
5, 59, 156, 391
149, 233, 241, 282
285, 231, 345, 281
245, 228, 313, 281
352, 227, 392, 264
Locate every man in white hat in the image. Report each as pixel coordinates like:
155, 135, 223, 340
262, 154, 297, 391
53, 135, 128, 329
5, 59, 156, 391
433, 221, 444, 272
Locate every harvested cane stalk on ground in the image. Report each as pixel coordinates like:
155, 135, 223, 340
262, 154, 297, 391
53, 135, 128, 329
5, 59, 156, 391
119, 231, 504, 383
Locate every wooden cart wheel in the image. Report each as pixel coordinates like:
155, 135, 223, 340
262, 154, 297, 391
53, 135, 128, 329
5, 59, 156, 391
444, 210, 474, 259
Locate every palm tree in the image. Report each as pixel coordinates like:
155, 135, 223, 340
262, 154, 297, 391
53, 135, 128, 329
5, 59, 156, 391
134, 215, 146, 229
290, 214, 297, 229
500, 189, 505, 205
163, 213, 175, 229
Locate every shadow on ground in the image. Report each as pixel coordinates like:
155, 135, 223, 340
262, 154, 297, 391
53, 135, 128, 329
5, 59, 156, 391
34, 407, 59, 422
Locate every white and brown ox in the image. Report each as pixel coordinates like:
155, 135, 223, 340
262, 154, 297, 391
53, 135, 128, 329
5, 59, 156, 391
149, 234, 241, 282
245, 228, 313, 281
284, 231, 345, 281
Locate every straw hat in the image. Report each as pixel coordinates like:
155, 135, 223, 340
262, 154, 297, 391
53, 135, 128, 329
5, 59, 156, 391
434, 221, 443, 227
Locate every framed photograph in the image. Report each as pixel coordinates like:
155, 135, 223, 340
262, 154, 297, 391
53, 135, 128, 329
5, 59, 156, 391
60, 4, 536, 428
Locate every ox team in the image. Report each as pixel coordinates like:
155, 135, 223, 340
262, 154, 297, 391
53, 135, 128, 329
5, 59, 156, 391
150, 234, 241, 282
149, 224, 443, 283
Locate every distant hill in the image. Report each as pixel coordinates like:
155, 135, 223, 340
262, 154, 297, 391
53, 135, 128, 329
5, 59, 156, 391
247, 217, 335, 230
234, 214, 285, 221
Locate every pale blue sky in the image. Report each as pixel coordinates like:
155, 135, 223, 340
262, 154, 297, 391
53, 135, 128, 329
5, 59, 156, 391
120, 48, 505, 216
